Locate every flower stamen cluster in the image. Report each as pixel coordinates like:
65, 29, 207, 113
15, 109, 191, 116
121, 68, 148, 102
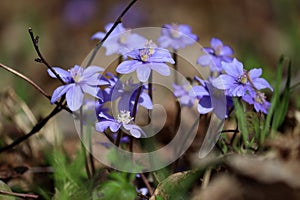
117, 110, 134, 124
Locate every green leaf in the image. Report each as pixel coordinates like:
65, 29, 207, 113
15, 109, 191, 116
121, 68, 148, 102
0, 181, 15, 200
93, 172, 136, 200
272, 58, 292, 130
261, 56, 287, 143
233, 98, 249, 148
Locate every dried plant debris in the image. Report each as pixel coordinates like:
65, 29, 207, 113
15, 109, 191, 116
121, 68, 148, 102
192, 154, 300, 200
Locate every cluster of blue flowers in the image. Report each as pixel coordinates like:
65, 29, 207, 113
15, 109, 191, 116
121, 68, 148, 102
48, 22, 273, 139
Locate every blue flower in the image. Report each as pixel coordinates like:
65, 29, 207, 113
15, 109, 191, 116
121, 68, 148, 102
173, 82, 196, 107
158, 24, 198, 50
116, 42, 175, 82
212, 58, 273, 97
242, 90, 270, 114
91, 22, 147, 56
102, 73, 153, 111
197, 38, 233, 72
48, 65, 107, 111
193, 77, 232, 119
95, 110, 145, 138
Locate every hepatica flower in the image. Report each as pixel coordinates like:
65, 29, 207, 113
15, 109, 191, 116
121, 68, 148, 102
102, 73, 153, 111
193, 77, 232, 119
173, 82, 196, 107
91, 22, 147, 56
116, 42, 175, 82
96, 109, 145, 138
242, 90, 270, 114
48, 65, 107, 111
197, 38, 233, 72
212, 58, 273, 97
158, 23, 198, 50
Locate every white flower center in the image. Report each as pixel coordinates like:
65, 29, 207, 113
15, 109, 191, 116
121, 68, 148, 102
70, 67, 84, 83
117, 110, 133, 124
255, 92, 266, 104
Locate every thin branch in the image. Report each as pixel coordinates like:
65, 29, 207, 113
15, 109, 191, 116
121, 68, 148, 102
28, 27, 65, 85
0, 63, 72, 114
0, 105, 62, 153
86, 0, 139, 66
0, 63, 50, 99
0, 190, 38, 199
140, 173, 154, 195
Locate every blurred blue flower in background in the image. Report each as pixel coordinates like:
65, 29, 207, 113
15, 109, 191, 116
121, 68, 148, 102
91, 22, 147, 56
173, 82, 196, 108
158, 24, 198, 50
197, 38, 233, 72
63, 0, 97, 26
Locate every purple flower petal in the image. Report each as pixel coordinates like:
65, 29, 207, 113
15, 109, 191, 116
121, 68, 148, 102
212, 75, 235, 90
192, 85, 209, 97
116, 60, 139, 74
150, 63, 170, 76
249, 68, 262, 79
197, 103, 213, 114
222, 58, 244, 77
81, 84, 100, 99
50, 84, 73, 104
211, 38, 223, 50
123, 124, 145, 138
139, 92, 153, 109
252, 78, 273, 91
219, 46, 233, 56
136, 64, 151, 82
47, 67, 71, 83
83, 65, 104, 77
197, 54, 211, 66
91, 32, 106, 40
66, 85, 84, 111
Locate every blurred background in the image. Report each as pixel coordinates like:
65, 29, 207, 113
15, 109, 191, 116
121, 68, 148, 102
0, 0, 299, 111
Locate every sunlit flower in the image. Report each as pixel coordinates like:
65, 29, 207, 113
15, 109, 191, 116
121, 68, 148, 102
91, 22, 147, 56
212, 58, 273, 97
102, 74, 153, 111
242, 90, 271, 114
48, 65, 107, 111
193, 77, 232, 119
95, 110, 145, 138
173, 82, 196, 107
197, 38, 233, 72
158, 23, 198, 49
116, 41, 175, 82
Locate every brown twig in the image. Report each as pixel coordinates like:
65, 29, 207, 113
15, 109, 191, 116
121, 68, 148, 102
140, 173, 154, 195
0, 63, 50, 99
28, 27, 65, 85
0, 190, 38, 199
0, 63, 72, 113
0, 105, 62, 153
86, 0, 139, 66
